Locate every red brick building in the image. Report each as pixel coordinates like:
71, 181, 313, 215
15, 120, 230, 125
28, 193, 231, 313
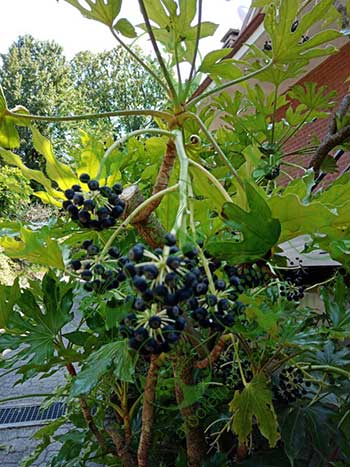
222, 3, 350, 183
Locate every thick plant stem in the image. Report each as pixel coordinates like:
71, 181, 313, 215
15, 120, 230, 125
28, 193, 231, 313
133, 138, 177, 223
173, 357, 207, 467
66, 363, 110, 453
194, 334, 232, 369
100, 183, 179, 257
172, 129, 189, 235
137, 354, 164, 467
309, 92, 350, 175
106, 427, 136, 467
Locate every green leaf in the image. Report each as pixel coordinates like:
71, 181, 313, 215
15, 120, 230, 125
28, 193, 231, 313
229, 373, 280, 447
76, 130, 104, 180
0, 85, 31, 149
0, 273, 73, 366
115, 18, 137, 38
32, 127, 77, 190
269, 193, 336, 243
207, 183, 281, 263
190, 166, 226, 212
64, 0, 122, 27
0, 147, 63, 200
199, 49, 231, 73
320, 154, 338, 173
281, 407, 306, 466
0, 224, 64, 269
20, 418, 66, 467
70, 340, 135, 397
64, 331, 91, 346
0, 278, 20, 328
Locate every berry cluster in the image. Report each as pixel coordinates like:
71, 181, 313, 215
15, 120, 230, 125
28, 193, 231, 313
71, 240, 125, 293
263, 40, 272, 51
213, 350, 253, 389
279, 268, 306, 302
62, 173, 125, 230
265, 165, 280, 180
71, 231, 273, 355
273, 366, 310, 403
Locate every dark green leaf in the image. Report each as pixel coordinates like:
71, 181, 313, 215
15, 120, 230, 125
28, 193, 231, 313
71, 340, 135, 397
281, 407, 306, 466
207, 183, 281, 263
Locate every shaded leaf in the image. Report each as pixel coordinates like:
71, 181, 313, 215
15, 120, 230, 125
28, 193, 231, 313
71, 340, 135, 397
229, 373, 280, 447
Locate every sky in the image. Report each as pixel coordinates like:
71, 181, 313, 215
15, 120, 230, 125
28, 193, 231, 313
0, 0, 251, 59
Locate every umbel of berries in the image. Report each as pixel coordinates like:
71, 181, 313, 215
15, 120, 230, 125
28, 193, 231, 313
62, 173, 125, 231
121, 238, 192, 355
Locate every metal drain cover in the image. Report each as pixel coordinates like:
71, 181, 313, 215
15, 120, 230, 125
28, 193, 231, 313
0, 402, 66, 428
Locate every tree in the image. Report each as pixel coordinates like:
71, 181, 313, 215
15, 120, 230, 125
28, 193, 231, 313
70, 48, 165, 135
0, 35, 164, 166
0, 1, 350, 466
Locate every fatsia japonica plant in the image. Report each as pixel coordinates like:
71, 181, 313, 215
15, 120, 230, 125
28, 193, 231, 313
1, 0, 350, 465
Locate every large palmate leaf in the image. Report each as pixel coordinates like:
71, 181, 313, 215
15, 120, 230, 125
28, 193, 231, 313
0, 223, 64, 269
70, 340, 136, 397
0, 271, 74, 365
269, 193, 337, 243
207, 183, 281, 263
229, 373, 280, 447
0, 84, 31, 149
139, 0, 218, 64
64, 0, 122, 27
264, 0, 341, 64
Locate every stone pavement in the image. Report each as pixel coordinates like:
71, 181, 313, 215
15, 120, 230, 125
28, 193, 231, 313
0, 425, 66, 466
0, 360, 67, 466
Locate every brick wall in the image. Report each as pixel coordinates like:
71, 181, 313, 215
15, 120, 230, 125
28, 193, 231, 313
276, 43, 350, 184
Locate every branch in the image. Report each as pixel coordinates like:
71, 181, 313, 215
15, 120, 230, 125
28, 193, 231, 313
194, 334, 231, 369
137, 354, 164, 467
309, 92, 350, 174
334, 0, 350, 29
173, 357, 207, 467
109, 27, 169, 94
105, 425, 137, 467
133, 138, 177, 223
187, 60, 272, 107
66, 363, 110, 453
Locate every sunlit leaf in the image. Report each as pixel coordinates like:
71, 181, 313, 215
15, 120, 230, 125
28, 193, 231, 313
32, 127, 77, 190
64, 0, 122, 27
